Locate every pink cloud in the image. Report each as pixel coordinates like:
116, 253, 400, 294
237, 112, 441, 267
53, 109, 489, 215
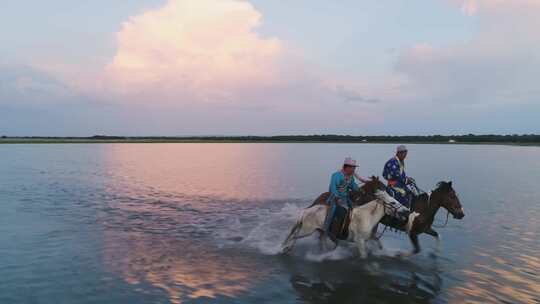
393, 0, 540, 106
94, 0, 383, 128
451, 0, 540, 16
104, 0, 283, 103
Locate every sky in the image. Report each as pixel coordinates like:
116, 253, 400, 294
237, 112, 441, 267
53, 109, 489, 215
0, 0, 539, 136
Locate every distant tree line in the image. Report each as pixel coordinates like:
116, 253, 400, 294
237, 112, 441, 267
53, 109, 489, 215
2, 134, 539, 143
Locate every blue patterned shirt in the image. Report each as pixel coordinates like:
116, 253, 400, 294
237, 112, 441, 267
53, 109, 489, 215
383, 156, 407, 187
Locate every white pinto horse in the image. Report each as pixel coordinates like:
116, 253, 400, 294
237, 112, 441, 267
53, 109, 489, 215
281, 190, 412, 258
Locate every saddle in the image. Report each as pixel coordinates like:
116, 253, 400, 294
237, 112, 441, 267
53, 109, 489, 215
380, 192, 424, 230
308, 189, 373, 209
328, 204, 351, 241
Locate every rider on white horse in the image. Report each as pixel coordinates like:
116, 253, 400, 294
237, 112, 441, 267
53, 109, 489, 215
324, 157, 369, 233
281, 159, 412, 256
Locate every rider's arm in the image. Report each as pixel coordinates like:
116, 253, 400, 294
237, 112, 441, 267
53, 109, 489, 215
383, 160, 395, 181
354, 173, 369, 184
386, 160, 400, 179
350, 179, 360, 191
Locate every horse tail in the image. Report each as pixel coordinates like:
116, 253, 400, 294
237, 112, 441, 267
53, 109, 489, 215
281, 219, 303, 249
306, 202, 317, 209
306, 192, 331, 209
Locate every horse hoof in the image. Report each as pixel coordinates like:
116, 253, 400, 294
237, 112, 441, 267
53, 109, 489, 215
396, 251, 414, 258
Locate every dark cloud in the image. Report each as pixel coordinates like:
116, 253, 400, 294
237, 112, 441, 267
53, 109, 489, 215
0, 65, 72, 104
334, 85, 381, 104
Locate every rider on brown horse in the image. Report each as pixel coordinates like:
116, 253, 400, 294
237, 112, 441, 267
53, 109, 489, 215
382, 145, 419, 208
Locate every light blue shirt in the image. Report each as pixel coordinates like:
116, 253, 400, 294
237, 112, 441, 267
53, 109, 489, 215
329, 171, 359, 199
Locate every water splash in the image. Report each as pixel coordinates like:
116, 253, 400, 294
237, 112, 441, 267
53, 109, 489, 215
214, 202, 303, 254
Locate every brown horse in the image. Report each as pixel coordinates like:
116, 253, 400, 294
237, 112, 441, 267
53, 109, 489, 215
381, 181, 465, 256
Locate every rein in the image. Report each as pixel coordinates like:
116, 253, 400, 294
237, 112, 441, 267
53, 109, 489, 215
374, 224, 388, 240
423, 189, 450, 229
367, 191, 396, 240
378, 191, 402, 218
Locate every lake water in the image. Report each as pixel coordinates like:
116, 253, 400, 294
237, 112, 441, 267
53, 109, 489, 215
0, 143, 538, 304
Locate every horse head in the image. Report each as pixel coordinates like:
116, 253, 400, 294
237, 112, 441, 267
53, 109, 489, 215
361, 176, 409, 218
362, 176, 386, 193
350, 176, 387, 206
434, 181, 465, 219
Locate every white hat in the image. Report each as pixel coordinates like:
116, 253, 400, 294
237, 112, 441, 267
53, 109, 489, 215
344, 157, 358, 167
397, 145, 408, 152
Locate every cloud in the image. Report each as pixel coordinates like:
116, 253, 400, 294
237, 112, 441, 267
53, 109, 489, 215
6, 0, 538, 135
1, 0, 386, 135
459, 0, 479, 15
96, 0, 383, 125
101, 0, 383, 109
392, 0, 540, 106
104, 0, 283, 103
334, 85, 381, 104
452, 0, 540, 16
0, 65, 74, 104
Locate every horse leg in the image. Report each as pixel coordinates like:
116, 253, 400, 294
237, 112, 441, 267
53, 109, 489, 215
318, 229, 340, 252
318, 229, 327, 252
396, 232, 420, 258
409, 232, 421, 255
425, 228, 441, 253
370, 223, 383, 250
355, 236, 368, 259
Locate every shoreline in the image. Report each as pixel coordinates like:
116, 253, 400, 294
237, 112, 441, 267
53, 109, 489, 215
0, 138, 539, 146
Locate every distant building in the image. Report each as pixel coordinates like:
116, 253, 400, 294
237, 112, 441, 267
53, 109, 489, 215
449, 139, 456, 143
362, 139, 368, 142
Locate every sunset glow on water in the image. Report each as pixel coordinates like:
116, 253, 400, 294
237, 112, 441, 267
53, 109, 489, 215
0, 143, 538, 303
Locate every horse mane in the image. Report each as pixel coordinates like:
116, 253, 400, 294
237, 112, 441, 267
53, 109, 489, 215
418, 192, 429, 201
363, 175, 379, 182
361, 176, 382, 193
411, 192, 429, 210
435, 181, 453, 192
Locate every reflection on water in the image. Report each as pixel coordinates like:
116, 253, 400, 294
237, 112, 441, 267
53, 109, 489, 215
103, 231, 262, 303
1, 143, 539, 303
447, 185, 540, 304
448, 234, 539, 303
99, 144, 449, 303
287, 256, 443, 304
101, 146, 271, 303
103, 144, 300, 200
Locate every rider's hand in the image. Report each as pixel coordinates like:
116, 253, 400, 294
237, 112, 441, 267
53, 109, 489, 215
407, 177, 416, 184
354, 173, 368, 183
